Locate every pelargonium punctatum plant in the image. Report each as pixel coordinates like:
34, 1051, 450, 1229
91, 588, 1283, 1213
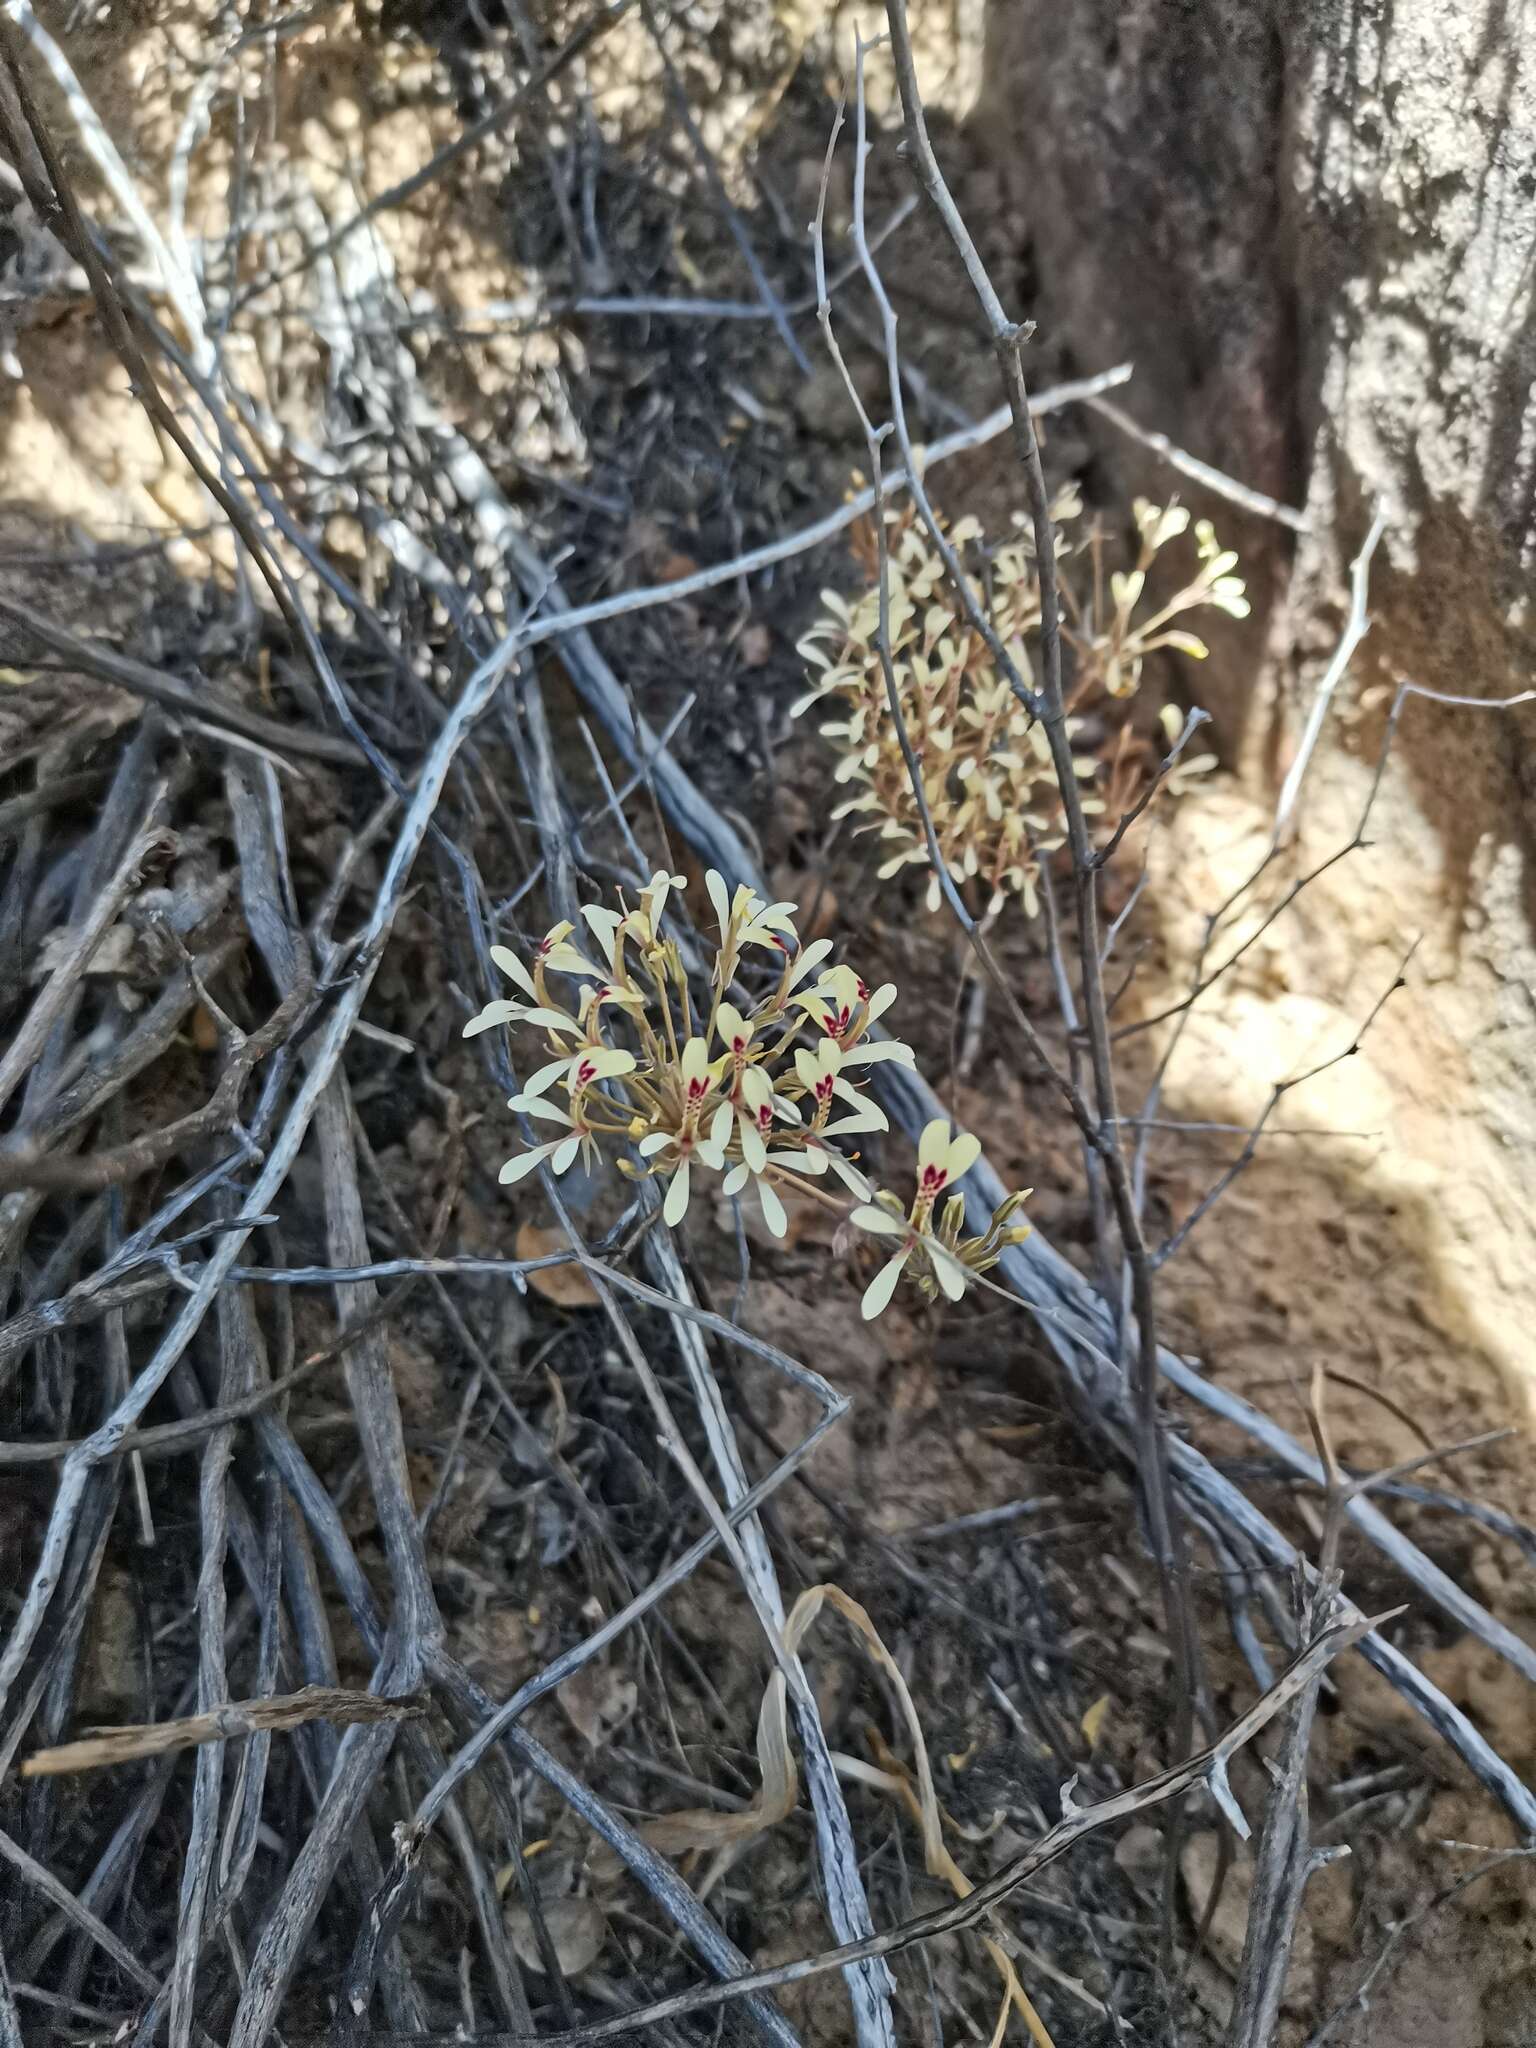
794, 493, 1236, 919
465, 869, 1030, 1319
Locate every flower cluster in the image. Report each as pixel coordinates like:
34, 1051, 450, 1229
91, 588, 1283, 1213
794, 494, 1241, 918
466, 871, 1030, 1319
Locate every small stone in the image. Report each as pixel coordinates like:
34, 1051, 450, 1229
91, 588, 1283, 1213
1114, 1823, 1163, 1890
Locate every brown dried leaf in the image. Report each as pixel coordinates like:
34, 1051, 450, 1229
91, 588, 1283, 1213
515, 1222, 598, 1309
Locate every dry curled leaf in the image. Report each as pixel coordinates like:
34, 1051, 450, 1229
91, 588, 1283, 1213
514, 1221, 598, 1309
617, 1581, 1058, 2048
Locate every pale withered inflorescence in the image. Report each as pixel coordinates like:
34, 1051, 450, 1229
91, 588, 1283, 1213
794, 492, 1243, 918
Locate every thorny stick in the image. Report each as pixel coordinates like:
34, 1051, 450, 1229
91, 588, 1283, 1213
1221, 1368, 1346, 2043
1274, 510, 1388, 835
876, 2, 1203, 1768
1151, 942, 1416, 1268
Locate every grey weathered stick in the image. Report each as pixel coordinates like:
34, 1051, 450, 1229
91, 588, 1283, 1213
0, 594, 362, 765
0, 1825, 159, 1997
1273, 510, 1387, 834
496, 365, 1133, 669
875, 5, 1204, 1763
0, 1928, 21, 2048
1083, 392, 1309, 532
243, 1350, 804, 2047
0, 816, 163, 1122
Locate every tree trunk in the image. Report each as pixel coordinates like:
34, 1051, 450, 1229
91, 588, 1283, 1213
976, 0, 1536, 1415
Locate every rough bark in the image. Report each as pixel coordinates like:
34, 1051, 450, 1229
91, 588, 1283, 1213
976, 0, 1536, 1410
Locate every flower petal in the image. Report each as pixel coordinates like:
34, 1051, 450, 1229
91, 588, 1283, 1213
851, 1205, 907, 1239
945, 1133, 981, 1182
825, 1102, 887, 1136
663, 1162, 691, 1228
723, 1162, 750, 1195
838, 1040, 916, 1068
544, 942, 604, 979
515, 1007, 583, 1034
581, 905, 624, 970
508, 1094, 574, 1125
637, 1131, 672, 1157
489, 946, 537, 998
706, 868, 732, 937
739, 1066, 773, 1111
575, 1046, 637, 1084
822, 1150, 874, 1197
776, 1146, 826, 1174
521, 1056, 571, 1098
929, 1241, 969, 1302
783, 938, 834, 991
918, 1120, 950, 1175
758, 1179, 788, 1239
861, 1246, 912, 1320
499, 1141, 557, 1185
716, 1001, 749, 1049
463, 999, 520, 1038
